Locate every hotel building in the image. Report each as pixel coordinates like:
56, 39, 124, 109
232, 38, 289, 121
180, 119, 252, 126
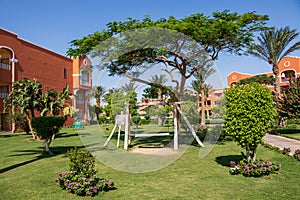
0, 28, 92, 131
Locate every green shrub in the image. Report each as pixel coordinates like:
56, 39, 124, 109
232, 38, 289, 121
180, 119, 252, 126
225, 82, 276, 163
31, 116, 65, 138
140, 118, 151, 125
98, 115, 108, 124
286, 124, 297, 129
196, 128, 208, 142
67, 147, 96, 177
206, 125, 226, 143
55, 147, 115, 196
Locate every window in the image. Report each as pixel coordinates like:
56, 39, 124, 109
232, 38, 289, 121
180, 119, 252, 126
80, 71, 89, 86
0, 85, 9, 98
0, 58, 10, 70
64, 68, 67, 79
76, 93, 84, 104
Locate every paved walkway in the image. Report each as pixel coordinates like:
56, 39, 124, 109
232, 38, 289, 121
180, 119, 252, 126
263, 133, 300, 155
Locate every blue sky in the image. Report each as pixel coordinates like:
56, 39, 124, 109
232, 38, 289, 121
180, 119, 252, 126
1, 0, 300, 89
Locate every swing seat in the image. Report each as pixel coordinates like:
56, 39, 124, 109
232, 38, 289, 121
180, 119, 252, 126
134, 132, 170, 138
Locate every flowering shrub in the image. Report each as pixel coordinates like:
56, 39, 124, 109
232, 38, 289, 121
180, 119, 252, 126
54, 171, 114, 196
67, 147, 96, 177
55, 147, 115, 196
282, 147, 291, 155
229, 159, 281, 177
293, 149, 300, 161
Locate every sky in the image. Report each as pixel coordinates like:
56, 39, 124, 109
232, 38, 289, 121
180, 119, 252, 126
1, 0, 300, 90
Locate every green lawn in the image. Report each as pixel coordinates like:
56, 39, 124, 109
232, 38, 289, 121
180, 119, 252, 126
1, 126, 300, 199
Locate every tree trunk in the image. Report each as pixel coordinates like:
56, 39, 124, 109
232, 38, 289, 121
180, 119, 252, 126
26, 114, 36, 140
200, 84, 206, 128
205, 98, 210, 120
273, 64, 281, 96
44, 138, 53, 155
196, 92, 200, 115
246, 144, 251, 163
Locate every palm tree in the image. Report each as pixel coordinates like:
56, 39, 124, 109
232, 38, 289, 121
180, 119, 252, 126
191, 64, 216, 128
250, 27, 300, 95
88, 85, 106, 105
203, 83, 213, 120
150, 75, 168, 99
88, 86, 106, 120
120, 82, 138, 94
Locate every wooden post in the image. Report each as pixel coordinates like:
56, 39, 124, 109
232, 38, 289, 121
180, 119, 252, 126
175, 104, 205, 148
173, 106, 179, 150
103, 124, 117, 147
124, 103, 130, 150
117, 125, 121, 148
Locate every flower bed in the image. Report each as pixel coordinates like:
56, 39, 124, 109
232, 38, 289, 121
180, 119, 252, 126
293, 149, 300, 161
229, 159, 281, 177
54, 171, 114, 196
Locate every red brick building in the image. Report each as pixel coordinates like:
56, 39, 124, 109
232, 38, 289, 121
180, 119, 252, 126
0, 28, 92, 131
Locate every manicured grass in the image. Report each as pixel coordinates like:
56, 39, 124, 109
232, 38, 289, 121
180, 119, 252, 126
1, 126, 300, 199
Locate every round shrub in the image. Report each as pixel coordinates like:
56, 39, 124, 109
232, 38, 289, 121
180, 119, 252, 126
31, 116, 65, 138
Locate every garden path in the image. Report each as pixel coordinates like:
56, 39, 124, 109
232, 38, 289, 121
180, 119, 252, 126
263, 133, 300, 155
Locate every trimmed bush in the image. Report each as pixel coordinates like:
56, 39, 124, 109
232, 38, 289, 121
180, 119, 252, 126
31, 116, 65, 138
31, 116, 65, 154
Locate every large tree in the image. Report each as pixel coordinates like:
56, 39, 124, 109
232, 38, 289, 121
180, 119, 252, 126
67, 10, 269, 148
249, 27, 300, 95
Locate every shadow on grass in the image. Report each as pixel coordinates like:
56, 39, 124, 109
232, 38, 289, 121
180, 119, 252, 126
275, 128, 300, 135
0, 145, 85, 174
0, 133, 28, 138
130, 135, 173, 148
56, 132, 79, 138
215, 155, 243, 167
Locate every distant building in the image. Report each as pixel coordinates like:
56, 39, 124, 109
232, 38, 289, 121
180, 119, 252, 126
0, 28, 92, 131
227, 56, 300, 91
197, 88, 225, 116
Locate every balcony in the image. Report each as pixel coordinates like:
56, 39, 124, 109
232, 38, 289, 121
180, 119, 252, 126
0, 58, 10, 70
0, 92, 8, 98
80, 71, 91, 87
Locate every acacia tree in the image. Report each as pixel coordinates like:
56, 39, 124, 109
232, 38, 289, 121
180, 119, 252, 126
225, 82, 276, 163
249, 27, 300, 95
67, 10, 269, 148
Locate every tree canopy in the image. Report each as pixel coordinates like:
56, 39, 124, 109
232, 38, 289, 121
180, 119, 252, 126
67, 10, 269, 102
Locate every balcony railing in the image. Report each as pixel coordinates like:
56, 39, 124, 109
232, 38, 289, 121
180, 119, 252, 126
0, 58, 10, 70
0, 93, 8, 98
